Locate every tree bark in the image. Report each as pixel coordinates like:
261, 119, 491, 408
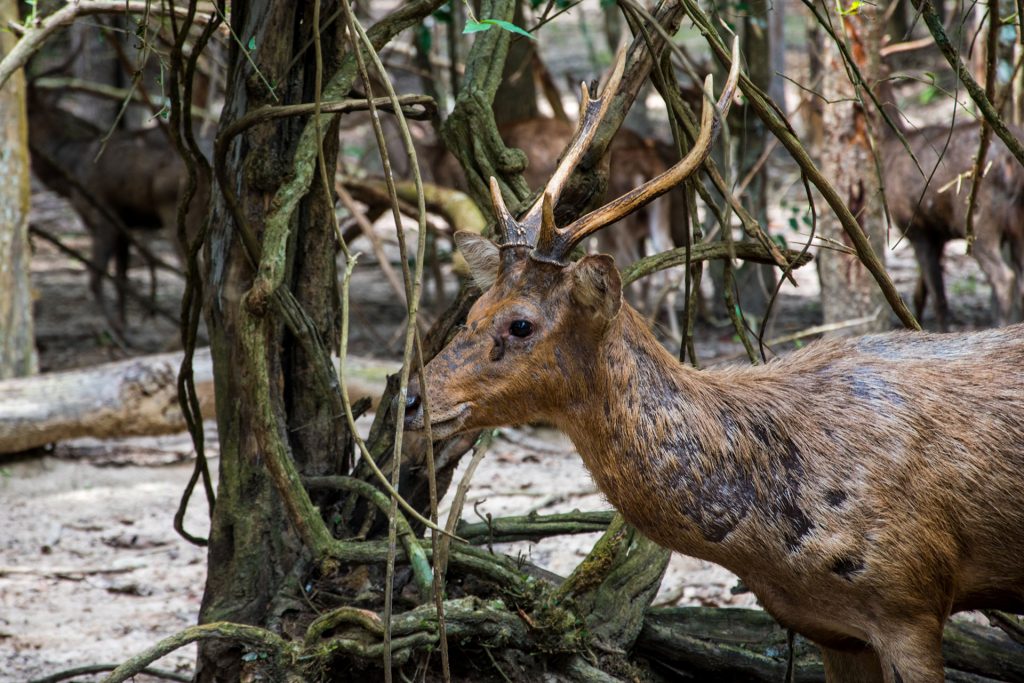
0, 0, 37, 381
816, 1, 890, 335
493, 0, 539, 127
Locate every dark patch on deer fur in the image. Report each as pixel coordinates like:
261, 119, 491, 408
831, 556, 865, 580
825, 489, 847, 506
848, 368, 905, 407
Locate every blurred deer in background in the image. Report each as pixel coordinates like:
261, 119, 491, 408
407, 110, 678, 333
28, 88, 207, 334
878, 45, 1024, 329
406, 45, 1024, 682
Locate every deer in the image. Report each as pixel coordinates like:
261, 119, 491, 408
404, 44, 1024, 682
27, 88, 207, 334
876, 47, 1024, 330
880, 115, 1024, 330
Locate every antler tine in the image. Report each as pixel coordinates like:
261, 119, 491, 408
542, 38, 743, 263
489, 176, 529, 247
522, 44, 628, 244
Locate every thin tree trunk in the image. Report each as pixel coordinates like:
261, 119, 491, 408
816, 1, 889, 335
493, 0, 538, 126
730, 0, 779, 333
0, 0, 37, 380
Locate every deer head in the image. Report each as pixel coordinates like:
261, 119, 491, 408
405, 43, 741, 439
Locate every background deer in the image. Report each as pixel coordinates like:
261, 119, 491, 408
28, 88, 206, 333
405, 47, 1024, 682
877, 51, 1024, 329
496, 116, 678, 332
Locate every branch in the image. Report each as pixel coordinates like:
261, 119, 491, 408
456, 510, 615, 545
0, 2, 220, 90
29, 664, 189, 683
304, 476, 433, 601
101, 622, 295, 683
910, 0, 1024, 168
621, 242, 813, 286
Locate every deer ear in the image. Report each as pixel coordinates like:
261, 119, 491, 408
571, 254, 621, 321
454, 231, 500, 291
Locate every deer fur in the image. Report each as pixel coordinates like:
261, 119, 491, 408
408, 239, 1024, 681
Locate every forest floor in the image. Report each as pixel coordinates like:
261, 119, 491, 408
1, 174, 1001, 682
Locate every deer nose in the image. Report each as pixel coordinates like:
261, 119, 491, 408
403, 380, 423, 429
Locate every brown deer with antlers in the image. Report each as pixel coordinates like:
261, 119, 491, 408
405, 45, 1024, 682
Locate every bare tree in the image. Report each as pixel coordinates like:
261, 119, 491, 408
816, 1, 890, 334
0, 0, 37, 380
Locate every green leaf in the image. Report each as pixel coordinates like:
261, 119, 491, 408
416, 24, 432, 52
918, 85, 939, 105
486, 19, 536, 39
247, 36, 256, 51
463, 19, 492, 34
464, 18, 536, 39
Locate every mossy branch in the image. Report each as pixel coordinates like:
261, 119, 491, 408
101, 622, 296, 683
909, 0, 1024, 169
456, 510, 616, 545
622, 242, 813, 286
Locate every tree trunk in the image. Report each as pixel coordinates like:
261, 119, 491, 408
816, 1, 889, 335
196, 1, 349, 679
729, 0, 779, 334
0, 0, 37, 381
493, 0, 538, 127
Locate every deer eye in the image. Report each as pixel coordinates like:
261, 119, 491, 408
509, 320, 533, 338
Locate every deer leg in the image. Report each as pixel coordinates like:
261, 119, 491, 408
911, 237, 948, 330
973, 237, 1017, 325
871, 619, 946, 683
820, 645, 884, 683
648, 197, 680, 340
83, 207, 123, 334
114, 231, 130, 331
912, 275, 927, 324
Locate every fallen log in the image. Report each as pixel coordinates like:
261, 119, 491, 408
0, 348, 395, 454
636, 606, 1024, 682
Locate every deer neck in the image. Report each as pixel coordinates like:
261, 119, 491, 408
556, 305, 809, 564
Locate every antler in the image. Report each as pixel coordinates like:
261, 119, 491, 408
531, 38, 742, 264
491, 45, 627, 249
